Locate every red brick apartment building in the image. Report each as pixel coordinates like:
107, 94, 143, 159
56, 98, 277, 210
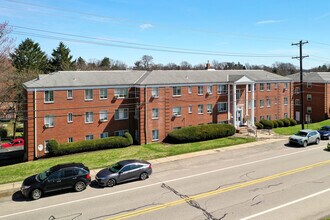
23, 70, 293, 160
288, 72, 330, 123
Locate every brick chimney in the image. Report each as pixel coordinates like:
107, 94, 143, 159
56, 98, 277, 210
205, 60, 214, 70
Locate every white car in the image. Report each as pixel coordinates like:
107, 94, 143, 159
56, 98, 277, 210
289, 129, 320, 147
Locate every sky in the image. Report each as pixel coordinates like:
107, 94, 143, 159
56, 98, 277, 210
1, 0, 330, 69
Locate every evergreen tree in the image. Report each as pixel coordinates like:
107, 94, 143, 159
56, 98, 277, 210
99, 57, 111, 70
75, 56, 86, 70
50, 42, 75, 71
10, 38, 49, 73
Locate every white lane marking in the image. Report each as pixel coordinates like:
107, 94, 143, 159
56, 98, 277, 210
241, 188, 330, 220
0, 145, 325, 219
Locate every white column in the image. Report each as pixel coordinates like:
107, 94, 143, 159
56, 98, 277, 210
233, 84, 237, 127
245, 84, 248, 125
227, 84, 231, 123
251, 83, 255, 126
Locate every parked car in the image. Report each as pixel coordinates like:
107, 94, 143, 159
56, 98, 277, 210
1, 138, 24, 148
289, 129, 320, 147
95, 159, 152, 187
21, 163, 91, 200
317, 126, 330, 140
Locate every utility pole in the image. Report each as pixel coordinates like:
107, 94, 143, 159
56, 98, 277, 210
292, 40, 309, 129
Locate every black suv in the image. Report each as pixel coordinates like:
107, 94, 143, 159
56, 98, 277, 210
21, 163, 91, 200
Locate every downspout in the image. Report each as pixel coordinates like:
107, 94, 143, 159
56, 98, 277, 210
144, 86, 148, 144
326, 82, 328, 119
34, 89, 37, 158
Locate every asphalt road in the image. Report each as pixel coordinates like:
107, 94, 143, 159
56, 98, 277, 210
1, 139, 330, 220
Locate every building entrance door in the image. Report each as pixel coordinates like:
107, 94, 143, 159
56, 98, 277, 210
236, 108, 243, 126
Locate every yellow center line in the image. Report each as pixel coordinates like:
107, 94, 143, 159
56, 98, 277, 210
108, 159, 330, 220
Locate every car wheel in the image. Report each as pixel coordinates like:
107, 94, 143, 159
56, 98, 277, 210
30, 189, 42, 200
107, 179, 116, 187
74, 181, 86, 192
303, 141, 307, 147
316, 138, 320, 145
140, 172, 148, 180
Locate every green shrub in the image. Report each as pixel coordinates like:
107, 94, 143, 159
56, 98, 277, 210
255, 122, 264, 129
124, 132, 133, 145
165, 124, 235, 144
259, 119, 274, 129
281, 118, 291, 127
276, 120, 284, 127
48, 136, 132, 156
273, 120, 279, 128
289, 118, 297, 126
0, 127, 8, 138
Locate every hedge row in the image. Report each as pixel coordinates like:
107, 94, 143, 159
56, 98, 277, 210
165, 124, 235, 144
255, 118, 297, 129
0, 127, 8, 138
48, 132, 133, 156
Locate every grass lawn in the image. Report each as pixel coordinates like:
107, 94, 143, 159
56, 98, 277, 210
273, 119, 330, 135
0, 136, 255, 184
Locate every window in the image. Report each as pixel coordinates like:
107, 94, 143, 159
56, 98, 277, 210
284, 97, 288, 105
100, 88, 108, 99
254, 84, 257, 91
248, 100, 252, 109
295, 99, 301, 105
44, 115, 54, 127
260, 100, 264, 108
100, 132, 108, 138
267, 99, 271, 107
68, 113, 73, 123
68, 137, 73, 143
44, 140, 50, 153
114, 88, 128, 98
267, 83, 271, 91
188, 105, 192, 113
236, 90, 241, 100
260, 116, 264, 120
307, 94, 312, 101
85, 112, 94, 123
284, 83, 288, 90
198, 104, 204, 114
307, 82, 312, 88
284, 113, 288, 118
114, 130, 128, 136
100, 110, 108, 121
217, 84, 227, 94
207, 85, 213, 94
274, 98, 278, 105
67, 90, 73, 99
260, 83, 264, 91
207, 104, 212, 113
172, 86, 181, 96
188, 86, 192, 94
275, 83, 278, 90
267, 115, 271, 120
198, 86, 204, 95
115, 108, 129, 120
44, 91, 54, 103
248, 84, 252, 92
218, 102, 227, 112
152, 108, 159, 119
172, 107, 182, 116
294, 87, 300, 94
85, 134, 93, 140
152, 130, 159, 141
85, 89, 93, 100
254, 100, 257, 108
152, 87, 159, 97
307, 107, 312, 113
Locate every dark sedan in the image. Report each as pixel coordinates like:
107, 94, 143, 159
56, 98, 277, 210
21, 163, 91, 200
318, 126, 330, 140
95, 160, 152, 187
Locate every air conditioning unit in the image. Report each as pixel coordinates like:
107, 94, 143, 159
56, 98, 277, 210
172, 113, 178, 117
44, 124, 50, 128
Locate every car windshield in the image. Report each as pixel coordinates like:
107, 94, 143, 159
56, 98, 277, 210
320, 127, 330, 131
109, 163, 123, 173
37, 168, 53, 181
295, 131, 308, 137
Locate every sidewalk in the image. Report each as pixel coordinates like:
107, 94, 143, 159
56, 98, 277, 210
0, 135, 288, 198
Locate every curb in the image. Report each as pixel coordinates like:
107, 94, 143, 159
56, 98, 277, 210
0, 137, 287, 199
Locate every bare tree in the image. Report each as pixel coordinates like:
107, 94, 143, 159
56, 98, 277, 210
180, 61, 192, 70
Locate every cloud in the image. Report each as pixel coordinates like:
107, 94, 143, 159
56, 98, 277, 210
139, 23, 154, 30
256, 20, 284, 25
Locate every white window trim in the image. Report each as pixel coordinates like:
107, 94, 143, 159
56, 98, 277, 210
207, 104, 212, 113
172, 87, 182, 97
217, 102, 227, 112
85, 112, 94, 123
67, 90, 73, 100
152, 130, 159, 141
100, 132, 109, 138
188, 105, 192, 114
151, 88, 159, 98
114, 88, 128, 99
152, 108, 159, 119
100, 88, 108, 100
44, 115, 54, 128
67, 113, 73, 123
85, 89, 93, 101
172, 107, 182, 117
115, 108, 129, 120
85, 134, 94, 140
198, 104, 204, 114
99, 110, 108, 122
44, 91, 54, 103
114, 130, 128, 136
68, 137, 73, 143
